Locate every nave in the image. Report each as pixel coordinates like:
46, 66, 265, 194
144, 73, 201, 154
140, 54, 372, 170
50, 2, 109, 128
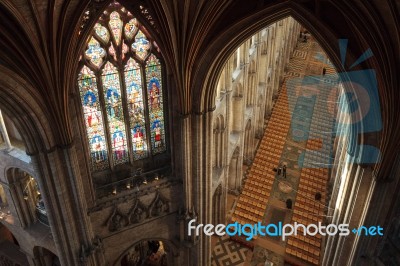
212, 35, 338, 266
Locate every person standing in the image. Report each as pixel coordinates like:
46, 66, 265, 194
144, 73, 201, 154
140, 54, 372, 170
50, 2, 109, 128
277, 165, 282, 176
286, 198, 292, 209
322, 67, 327, 75
283, 164, 287, 178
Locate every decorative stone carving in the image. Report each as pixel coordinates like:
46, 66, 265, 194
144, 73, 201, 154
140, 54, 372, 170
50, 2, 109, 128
107, 207, 127, 232
149, 192, 170, 218
128, 199, 147, 224
104, 193, 171, 232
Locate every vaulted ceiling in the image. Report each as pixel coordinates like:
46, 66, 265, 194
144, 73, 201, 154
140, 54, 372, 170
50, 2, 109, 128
0, 0, 398, 178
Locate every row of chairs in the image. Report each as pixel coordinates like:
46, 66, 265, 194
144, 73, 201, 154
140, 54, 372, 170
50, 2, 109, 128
244, 180, 273, 191
300, 178, 327, 190
298, 181, 326, 193
288, 238, 321, 256
242, 189, 270, 200
298, 183, 326, 194
292, 213, 319, 224
295, 197, 325, 212
286, 247, 319, 265
246, 179, 273, 188
287, 152, 330, 263
237, 195, 266, 211
302, 170, 328, 179
232, 89, 291, 225
234, 208, 263, 222
302, 167, 329, 176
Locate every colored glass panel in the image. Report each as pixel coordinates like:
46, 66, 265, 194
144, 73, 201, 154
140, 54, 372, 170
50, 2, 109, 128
80, 4, 167, 171
122, 42, 129, 60
102, 62, 129, 164
78, 66, 109, 170
109, 43, 117, 61
109, 11, 123, 45
124, 18, 137, 40
125, 58, 148, 160
94, 23, 110, 43
146, 54, 166, 154
132, 30, 150, 60
85, 37, 106, 67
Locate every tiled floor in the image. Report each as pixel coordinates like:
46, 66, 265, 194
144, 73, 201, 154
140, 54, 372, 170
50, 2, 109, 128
211, 235, 250, 266
211, 37, 338, 266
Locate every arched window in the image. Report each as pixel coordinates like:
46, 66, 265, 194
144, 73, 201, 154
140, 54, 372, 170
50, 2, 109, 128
78, 2, 166, 171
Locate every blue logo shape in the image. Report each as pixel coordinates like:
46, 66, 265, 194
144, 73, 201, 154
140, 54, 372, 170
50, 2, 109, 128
286, 39, 381, 168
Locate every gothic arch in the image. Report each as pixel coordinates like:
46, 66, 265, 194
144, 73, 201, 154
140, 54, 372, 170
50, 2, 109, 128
193, 6, 387, 174
113, 238, 179, 266
5, 167, 36, 184
0, 66, 56, 154
5, 168, 47, 228
193, 5, 383, 122
33, 246, 60, 266
73, 1, 172, 206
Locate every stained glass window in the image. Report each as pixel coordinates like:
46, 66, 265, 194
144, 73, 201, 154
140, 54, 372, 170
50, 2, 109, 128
78, 66, 109, 170
78, 2, 167, 171
94, 23, 110, 43
125, 58, 148, 159
125, 18, 137, 40
109, 11, 123, 45
102, 62, 129, 164
132, 30, 150, 60
146, 54, 166, 154
85, 37, 106, 68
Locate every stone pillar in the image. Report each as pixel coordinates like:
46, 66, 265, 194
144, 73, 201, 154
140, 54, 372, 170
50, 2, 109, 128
0, 110, 12, 150
232, 95, 244, 131
212, 184, 223, 224
29, 144, 102, 266
15, 180, 34, 226
228, 147, 240, 192
178, 110, 213, 266
7, 181, 29, 228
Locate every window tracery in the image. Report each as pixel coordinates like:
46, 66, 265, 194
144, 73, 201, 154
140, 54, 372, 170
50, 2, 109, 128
78, 2, 166, 171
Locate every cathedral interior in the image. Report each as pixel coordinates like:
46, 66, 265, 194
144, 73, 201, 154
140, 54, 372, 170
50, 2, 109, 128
0, 0, 399, 265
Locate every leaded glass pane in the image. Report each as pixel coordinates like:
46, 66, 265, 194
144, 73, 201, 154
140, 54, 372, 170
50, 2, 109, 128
85, 37, 106, 68
94, 23, 110, 43
102, 62, 129, 163
122, 42, 129, 60
78, 66, 109, 170
125, 58, 148, 160
146, 54, 166, 154
109, 11, 123, 45
80, 3, 167, 172
109, 43, 117, 61
132, 30, 150, 60
124, 18, 137, 40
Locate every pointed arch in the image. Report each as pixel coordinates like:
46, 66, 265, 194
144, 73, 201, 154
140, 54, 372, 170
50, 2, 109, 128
77, 1, 167, 172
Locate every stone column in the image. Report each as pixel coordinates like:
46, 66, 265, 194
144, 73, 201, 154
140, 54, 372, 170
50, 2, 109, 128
4, 182, 22, 226
194, 111, 213, 266
29, 144, 102, 266
0, 110, 12, 150
228, 147, 240, 192
15, 180, 34, 226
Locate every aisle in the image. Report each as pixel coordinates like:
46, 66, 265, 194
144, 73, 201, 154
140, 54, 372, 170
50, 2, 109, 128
212, 37, 338, 266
